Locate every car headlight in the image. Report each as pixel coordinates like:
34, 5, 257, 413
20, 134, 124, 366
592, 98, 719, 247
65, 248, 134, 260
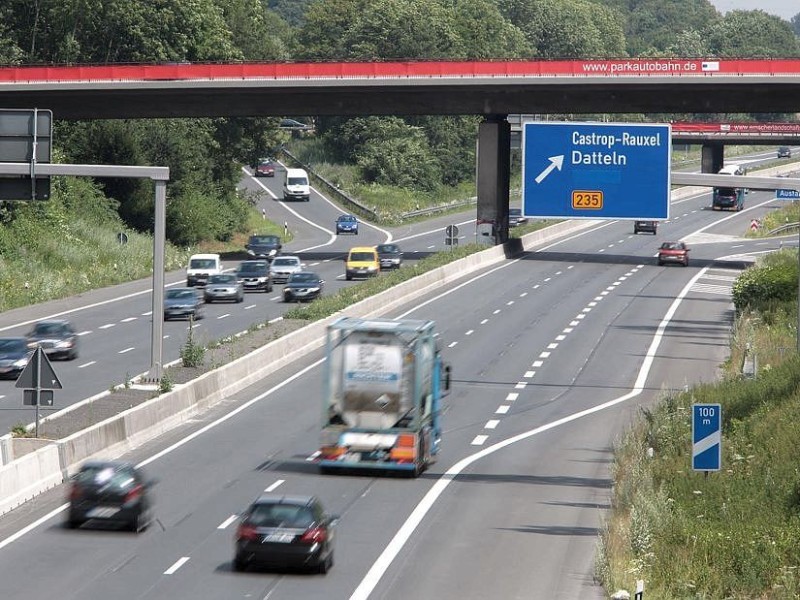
13, 358, 28, 367
308, 287, 320, 292
269, 249, 277, 256
367, 266, 377, 272
247, 250, 255, 256
55, 340, 73, 349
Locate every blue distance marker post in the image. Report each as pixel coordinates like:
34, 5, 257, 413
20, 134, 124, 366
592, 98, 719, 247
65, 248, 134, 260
692, 403, 722, 474
521, 122, 671, 220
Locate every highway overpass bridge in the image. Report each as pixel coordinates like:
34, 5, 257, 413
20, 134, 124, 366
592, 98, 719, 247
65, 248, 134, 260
1, 57, 799, 243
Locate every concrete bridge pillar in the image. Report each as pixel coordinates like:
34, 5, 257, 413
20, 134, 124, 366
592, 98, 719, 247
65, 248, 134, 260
476, 115, 511, 245
701, 142, 724, 173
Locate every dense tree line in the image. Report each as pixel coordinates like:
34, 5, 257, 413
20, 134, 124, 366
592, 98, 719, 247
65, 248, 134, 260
0, 0, 798, 243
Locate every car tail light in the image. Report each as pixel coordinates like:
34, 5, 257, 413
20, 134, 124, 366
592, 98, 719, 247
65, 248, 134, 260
123, 484, 143, 506
69, 483, 82, 501
236, 523, 259, 541
299, 526, 327, 544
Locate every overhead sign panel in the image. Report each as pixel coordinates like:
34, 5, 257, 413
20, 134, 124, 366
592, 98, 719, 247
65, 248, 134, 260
0, 108, 52, 200
521, 122, 671, 220
776, 188, 800, 200
692, 403, 721, 472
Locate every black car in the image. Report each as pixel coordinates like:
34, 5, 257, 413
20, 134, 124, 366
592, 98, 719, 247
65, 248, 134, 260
245, 234, 282, 261
66, 460, 156, 532
283, 272, 324, 302
0, 337, 31, 380
26, 319, 79, 360
233, 494, 337, 573
237, 260, 274, 292
164, 288, 204, 321
633, 220, 658, 235
508, 208, 528, 227
778, 146, 792, 158
375, 243, 403, 269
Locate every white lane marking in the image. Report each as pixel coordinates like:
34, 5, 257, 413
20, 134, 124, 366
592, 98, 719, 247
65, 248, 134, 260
619, 276, 627, 281
520, 292, 527, 298
265, 479, 285, 493
524, 371, 535, 378
471, 435, 488, 446
539, 351, 551, 358
142, 311, 153, 316
594, 296, 603, 301
484, 420, 500, 429
544, 277, 551, 282
217, 314, 230, 320
600, 291, 609, 296
532, 360, 543, 368
465, 330, 474, 336
576, 314, 586, 320
164, 557, 190, 575
427, 245, 436, 249
306, 450, 321, 462
350, 266, 710, 600
217, 515, 238, 530
514, 382, 527, 389
582, 307, 592, 313
598, 248, 605, 252
563, 328, 573, 333
547, 343, 558, 349
495, 405, 510, 415
163, 335, 169, 339
77, 330, 91, 336
121, 317, 137, 323
533, 284, 540, 289
606, 286, 615, 291
245, 305, 256, 310
0, 395, 4, 400
480, 319, 488, 325
448, 342, 457, 348
556, 335, 566, 341
77, 361, 95, 369
119, 347, 134, 354
99, 324, 115, 329
493, 309, 500, 314
588, 301, 598, 307
505, 393, 518, 402
555, 271, 562, 275
506, 301, 514, 306
570, 321, 579, 327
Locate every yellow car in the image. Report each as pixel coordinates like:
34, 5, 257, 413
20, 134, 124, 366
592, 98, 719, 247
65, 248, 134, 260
345, 246, 380, 280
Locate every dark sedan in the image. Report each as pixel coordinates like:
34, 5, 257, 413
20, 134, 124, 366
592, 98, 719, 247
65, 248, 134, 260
66, 459, 155, 532
283, 272, 324, 303
164, 288, 204, 321
26, 319, 79, 360
0, 337, 31, 380
376, 243, 403, 269
237, 260, 273, 292
233, 494, 337, 573
245, 234, 282, 261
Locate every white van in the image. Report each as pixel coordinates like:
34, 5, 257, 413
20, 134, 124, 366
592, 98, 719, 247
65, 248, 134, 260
718, 164, 745, 176
282, 168, 311, 202
186, 253, 222, 287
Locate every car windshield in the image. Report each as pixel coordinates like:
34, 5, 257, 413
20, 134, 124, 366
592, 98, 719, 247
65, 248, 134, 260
377, 245, 398, 253
248, 503, 315, 528
717, 187, 737, 196
75, 465, 137, 490
338, 216, 356, 222
189, 259, 216, 269
273, 258, 299, 267
208, 274, 237, 284
0, 338, 26, 352
661, 242, 683, 250
167, 289, 196, 300
32, 322, 66, 335
238, 262, 267, 273
287, 177, 306, 186
289, 273, 318, 283
350, 252, 375, 262
250, 236, 278, 245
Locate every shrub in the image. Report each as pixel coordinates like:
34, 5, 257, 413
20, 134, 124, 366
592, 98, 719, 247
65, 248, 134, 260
732, 249, 798, 312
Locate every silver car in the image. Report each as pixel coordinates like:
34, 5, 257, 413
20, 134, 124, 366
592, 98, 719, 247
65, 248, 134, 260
204, 274, 244, 303
269, 256, 304, 284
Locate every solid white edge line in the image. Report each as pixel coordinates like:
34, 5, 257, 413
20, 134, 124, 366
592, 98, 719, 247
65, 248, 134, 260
217, 515, 238, 530
348, 266, 710, 600
164, 556, 190, 575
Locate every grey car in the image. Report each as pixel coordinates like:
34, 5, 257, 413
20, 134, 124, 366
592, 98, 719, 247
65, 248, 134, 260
25, 319, 79, 360
204, 274, 244, 303
283, 272, 324, 302
164, 288, 204, 321
237, 260, 273, 292
270, 256, 304, 284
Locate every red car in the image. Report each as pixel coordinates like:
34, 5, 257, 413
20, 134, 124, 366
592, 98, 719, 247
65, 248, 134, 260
254, 159, 276, 177
658, 241, 689, 267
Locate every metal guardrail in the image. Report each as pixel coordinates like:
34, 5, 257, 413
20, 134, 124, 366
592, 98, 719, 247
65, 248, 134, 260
400, 198, 476, 220
768, 222, 800, 236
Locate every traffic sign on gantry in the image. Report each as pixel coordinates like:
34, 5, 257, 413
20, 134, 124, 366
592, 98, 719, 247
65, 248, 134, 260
521, 122, 671, 220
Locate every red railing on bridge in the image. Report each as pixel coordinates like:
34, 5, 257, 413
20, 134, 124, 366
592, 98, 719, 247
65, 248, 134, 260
1, 59, 800, 83
672, 122, 800, 134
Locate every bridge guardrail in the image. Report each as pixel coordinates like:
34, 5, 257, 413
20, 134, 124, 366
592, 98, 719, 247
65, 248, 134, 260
768, 222, 800, 236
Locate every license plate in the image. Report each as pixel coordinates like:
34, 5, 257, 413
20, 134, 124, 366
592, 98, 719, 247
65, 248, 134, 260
87, 506, 119, 519
263, 533, 294, 543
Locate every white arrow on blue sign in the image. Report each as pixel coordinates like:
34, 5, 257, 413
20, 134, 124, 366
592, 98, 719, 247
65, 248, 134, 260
776, 189, 800, 200
521, 122, 671, 220
692, 403, 722, 471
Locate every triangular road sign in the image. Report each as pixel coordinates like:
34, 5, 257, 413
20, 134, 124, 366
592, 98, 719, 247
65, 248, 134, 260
15, 346, 63, 390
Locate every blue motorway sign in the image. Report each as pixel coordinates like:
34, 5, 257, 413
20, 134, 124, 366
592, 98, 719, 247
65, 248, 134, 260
692, 403, 722, 472
776, 188, 800, 200
521, 122, 671, 220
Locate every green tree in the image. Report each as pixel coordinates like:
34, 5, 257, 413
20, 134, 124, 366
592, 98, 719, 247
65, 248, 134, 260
622, 0, 718, 56
792, 12, 800, 37
704, 10, 800, 58
218, 0, 292, 60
